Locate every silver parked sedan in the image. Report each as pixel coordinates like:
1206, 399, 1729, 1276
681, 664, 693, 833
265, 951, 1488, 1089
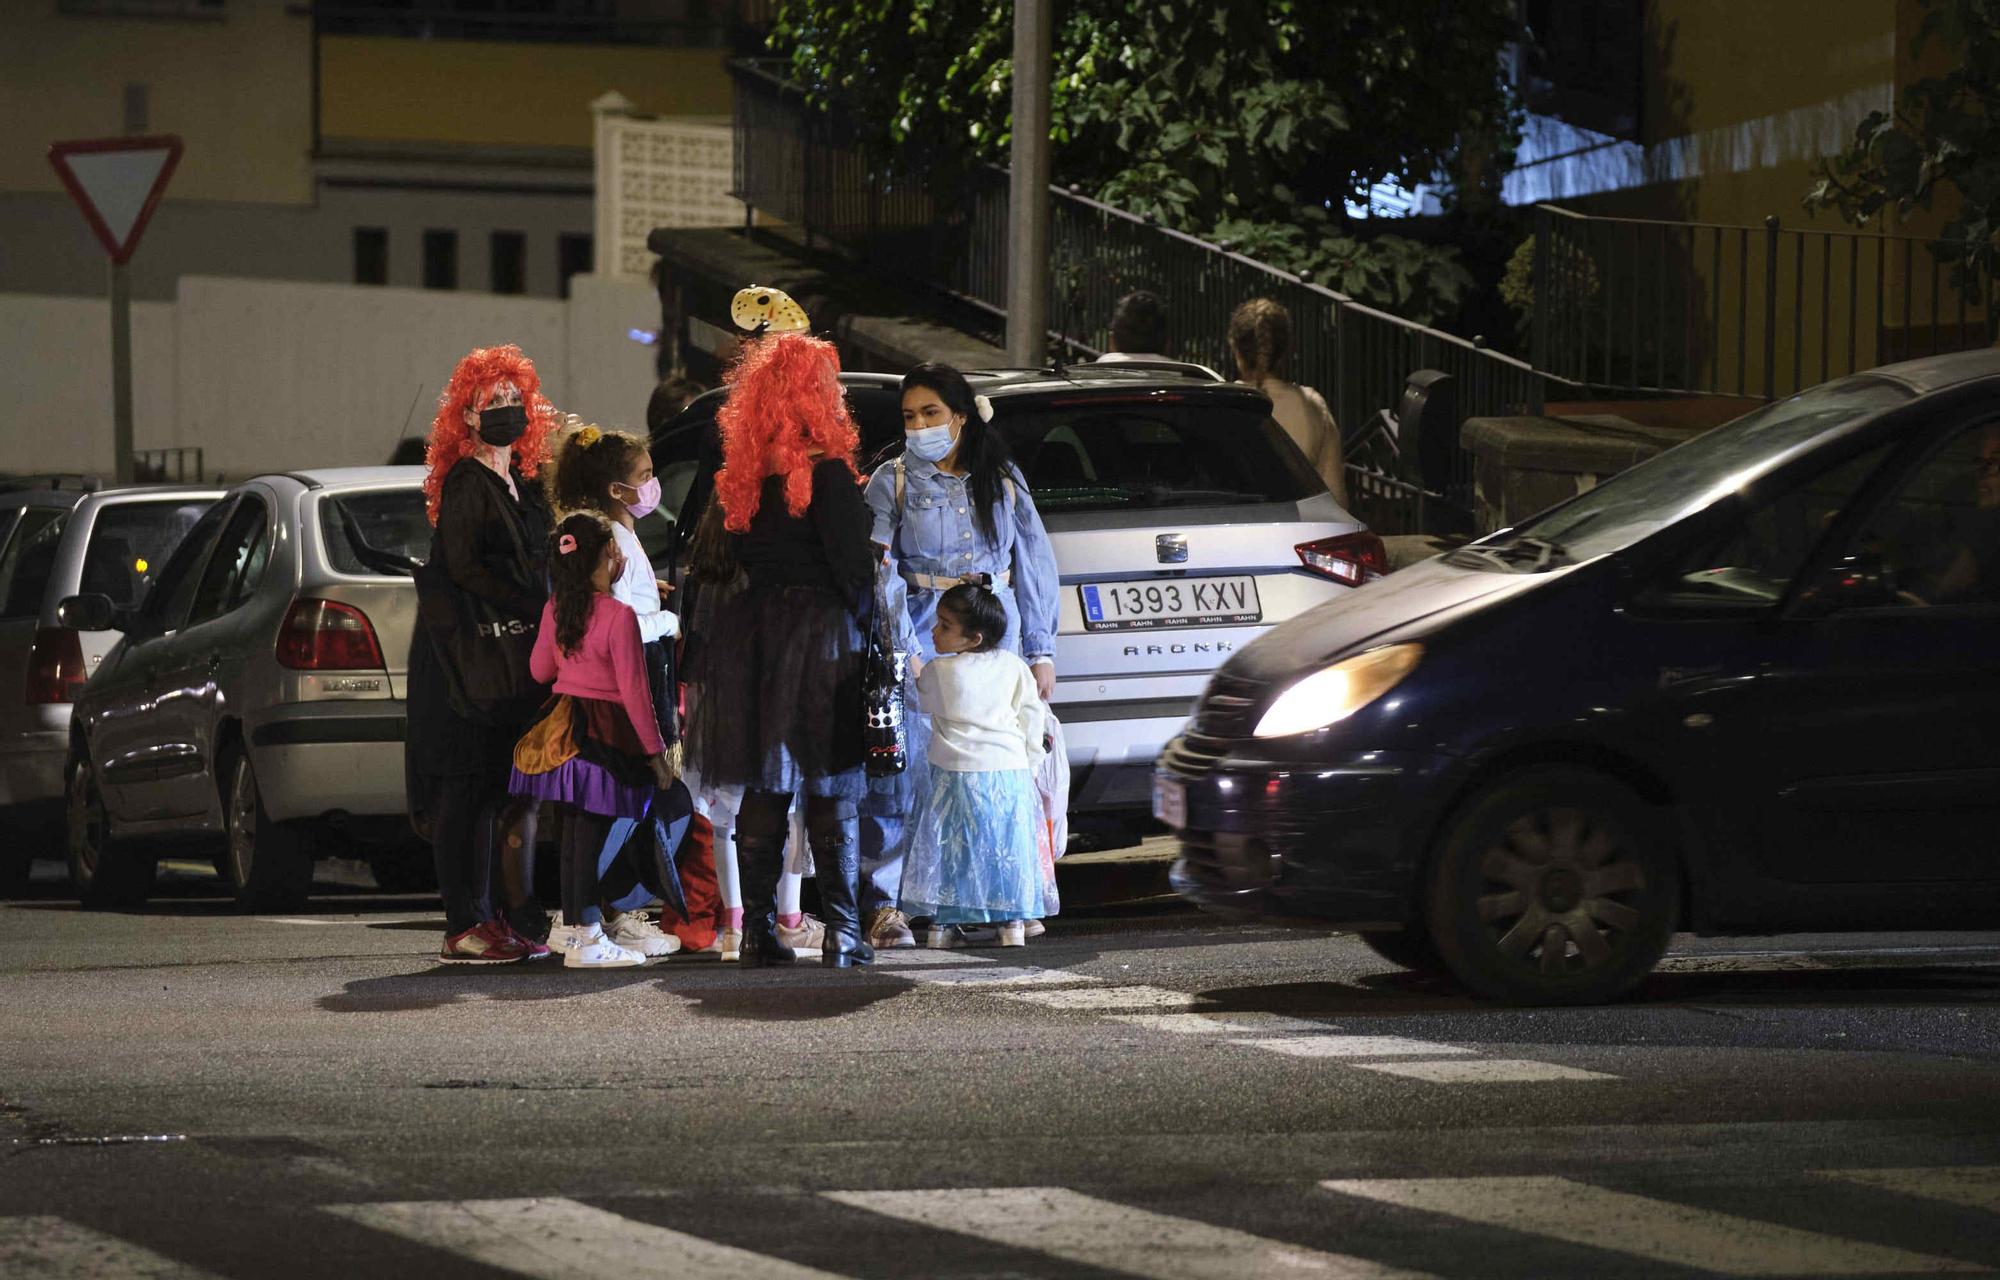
65, 467, 429, 909
0, 483, 222, 892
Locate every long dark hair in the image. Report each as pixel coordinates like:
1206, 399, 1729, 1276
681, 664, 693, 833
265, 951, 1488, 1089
902, 362, 1014, 544
550, 511, 616, 657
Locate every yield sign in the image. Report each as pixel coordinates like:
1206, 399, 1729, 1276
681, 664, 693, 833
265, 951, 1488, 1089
47, 135, 184, 264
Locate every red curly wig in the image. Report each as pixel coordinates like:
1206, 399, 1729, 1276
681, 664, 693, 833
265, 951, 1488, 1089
422, 344, 561, 525
714, 332, 859, 532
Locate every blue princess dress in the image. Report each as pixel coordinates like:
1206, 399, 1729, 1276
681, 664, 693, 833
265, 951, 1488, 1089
897, 649, 1050, 925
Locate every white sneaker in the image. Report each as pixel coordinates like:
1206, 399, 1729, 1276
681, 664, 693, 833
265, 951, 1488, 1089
774, 914, 826, 953
563, 924, 645, 969
546, 920, 589, 955
997, 921, 1026, 947
606, 912, 680, 958
925, 923, 999, 949
1023, 918, 1046, 939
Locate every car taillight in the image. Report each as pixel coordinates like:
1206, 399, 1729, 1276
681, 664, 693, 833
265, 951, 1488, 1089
26, 627, 87, 704
276, 599, 385, 671
1296, 532, 1388, 587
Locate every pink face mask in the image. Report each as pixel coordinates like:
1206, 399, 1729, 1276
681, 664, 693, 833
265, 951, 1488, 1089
621, 476, 662, 519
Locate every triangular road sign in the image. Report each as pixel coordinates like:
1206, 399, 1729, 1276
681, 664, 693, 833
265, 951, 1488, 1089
48, 135, 184, 264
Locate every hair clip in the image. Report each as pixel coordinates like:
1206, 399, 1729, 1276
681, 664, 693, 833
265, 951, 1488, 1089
973, 394, 994, 423
557, 533, 578, 555
575, 425, 602, 449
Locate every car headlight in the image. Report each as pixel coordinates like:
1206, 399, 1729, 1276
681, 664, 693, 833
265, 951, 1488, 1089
1252, 644, 1423, 739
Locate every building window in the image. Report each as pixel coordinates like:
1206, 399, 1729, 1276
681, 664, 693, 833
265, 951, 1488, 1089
423, 230, 458, 291
353, 228, 388, 286
558, 233, 592, 299
490, 231, 526, 296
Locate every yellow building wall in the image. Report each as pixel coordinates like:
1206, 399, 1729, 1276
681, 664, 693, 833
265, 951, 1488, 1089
0, 0, 313, 205
318, 36, 734, 150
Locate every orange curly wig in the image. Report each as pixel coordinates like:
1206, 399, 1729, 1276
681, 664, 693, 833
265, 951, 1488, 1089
422, 344, 560, 524
714, 332, 859, 532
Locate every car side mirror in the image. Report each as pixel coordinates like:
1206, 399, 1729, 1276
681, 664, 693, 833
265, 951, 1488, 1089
56, 593, 121, 632
1808, 551, 1898, 610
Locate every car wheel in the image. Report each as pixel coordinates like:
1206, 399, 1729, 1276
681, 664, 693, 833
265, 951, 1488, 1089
1355, 925, 1443, 973
66, 755, 156, 908
223, 750, 312, 912
1425, 766, 1679, 1006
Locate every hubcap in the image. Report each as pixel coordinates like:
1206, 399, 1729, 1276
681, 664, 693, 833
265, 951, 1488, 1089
1474, 806, 1647, 977
229, 760, 257, 886
69, 763, 106, 879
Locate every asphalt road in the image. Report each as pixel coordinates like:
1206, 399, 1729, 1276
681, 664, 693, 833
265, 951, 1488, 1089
5, 857, 2000, 1279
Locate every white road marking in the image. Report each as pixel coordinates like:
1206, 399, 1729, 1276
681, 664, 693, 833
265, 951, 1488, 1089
895, 965, 1091, 987
1322, 1176, 1980, 1275
827, 1186, 1428, 1280
324, 1197, 851, 1279
0, 1215, 218, 1278
866, 949, 993, 966
1816, 1166, 2000, 1214
1106, 1012, 1334, 1035
1348, 1058, 1615, 1082
1233, 1036, 1473, 1059
1000, 984, 1204, 1010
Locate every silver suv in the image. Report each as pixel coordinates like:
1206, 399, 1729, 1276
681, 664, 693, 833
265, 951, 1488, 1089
651, 364, 1384, 825
0, 483, 221, 893
65, 468, 427, 909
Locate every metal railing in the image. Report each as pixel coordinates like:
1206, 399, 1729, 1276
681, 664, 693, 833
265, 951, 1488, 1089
729, 60, 1551, 529
1531, 204, 1993, 402
132, 448, 205, 485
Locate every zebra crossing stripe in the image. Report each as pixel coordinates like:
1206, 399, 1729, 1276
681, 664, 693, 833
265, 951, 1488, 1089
826, 1186, 1430, 1280
893, 965, 1089, 986
1815, 1167, 2000, 1214
0, 1214, 217, 1278
1105, 1012, 1334, 1035
1321, 1176, 1982, 1275
1349, 1058, 1614, 1082
1001, 984, 1207, 1010
323, 1197, 852, 1279
1233, 1035, 1473, 1058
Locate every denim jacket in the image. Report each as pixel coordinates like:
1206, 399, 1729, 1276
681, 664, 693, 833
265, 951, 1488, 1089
864, 454, 1060, 663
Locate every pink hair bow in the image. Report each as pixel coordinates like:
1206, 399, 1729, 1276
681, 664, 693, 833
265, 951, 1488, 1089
557, 533, 578, 555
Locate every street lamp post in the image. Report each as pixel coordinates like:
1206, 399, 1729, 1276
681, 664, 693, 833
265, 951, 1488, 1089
1005, 0, 1053, 368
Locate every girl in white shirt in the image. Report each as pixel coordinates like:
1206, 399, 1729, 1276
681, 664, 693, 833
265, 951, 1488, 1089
898, 583, 1050, 948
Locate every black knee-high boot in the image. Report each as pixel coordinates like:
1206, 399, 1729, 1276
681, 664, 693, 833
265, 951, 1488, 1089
735, 796, 793, 967
808, 803, 873, 968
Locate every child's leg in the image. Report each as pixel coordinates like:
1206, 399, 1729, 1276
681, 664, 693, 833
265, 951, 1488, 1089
712, 790, 744, 930
777, 804, 810, 926
561, 807, 613, 927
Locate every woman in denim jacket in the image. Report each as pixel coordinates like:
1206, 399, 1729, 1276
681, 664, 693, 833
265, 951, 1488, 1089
858, 362, 1060, 949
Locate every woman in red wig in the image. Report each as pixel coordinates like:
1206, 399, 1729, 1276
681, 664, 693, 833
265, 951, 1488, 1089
407, 344, 559, 963
681, 332, 877, 967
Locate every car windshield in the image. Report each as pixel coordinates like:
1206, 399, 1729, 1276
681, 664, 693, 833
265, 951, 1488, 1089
995, 402, 1324, 512
322, 487, 429, 575
82, 499, 215, 610
1458, 377, 1914, 569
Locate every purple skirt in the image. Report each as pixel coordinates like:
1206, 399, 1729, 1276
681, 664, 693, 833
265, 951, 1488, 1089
509, 757, 653, 819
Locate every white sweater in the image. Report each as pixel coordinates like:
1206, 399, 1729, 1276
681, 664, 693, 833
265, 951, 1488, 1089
610, 521, 678, 643
917, 649, 1047, 772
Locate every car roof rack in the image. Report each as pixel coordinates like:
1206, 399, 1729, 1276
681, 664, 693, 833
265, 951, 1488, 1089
1065, 359, 1226, 383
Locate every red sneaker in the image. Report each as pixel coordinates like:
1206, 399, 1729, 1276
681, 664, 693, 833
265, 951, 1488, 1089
504, 920, 553, 960
438, 920, 529, 964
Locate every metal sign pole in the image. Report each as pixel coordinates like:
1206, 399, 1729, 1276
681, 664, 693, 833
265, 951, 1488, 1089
109, 258, 134, 485
1005, 0, 1053, 368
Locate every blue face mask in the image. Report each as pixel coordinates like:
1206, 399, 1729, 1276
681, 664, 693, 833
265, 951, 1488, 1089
905, 423, 956, 462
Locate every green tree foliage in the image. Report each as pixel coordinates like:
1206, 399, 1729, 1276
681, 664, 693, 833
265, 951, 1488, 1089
769, 0, 1522, 326
1806, 0, 2000, 310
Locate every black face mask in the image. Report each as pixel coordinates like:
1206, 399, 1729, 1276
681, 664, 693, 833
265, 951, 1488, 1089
477, 403, 529, 447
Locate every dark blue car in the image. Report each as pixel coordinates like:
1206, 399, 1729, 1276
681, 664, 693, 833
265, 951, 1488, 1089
1160, 350, 2000, 1004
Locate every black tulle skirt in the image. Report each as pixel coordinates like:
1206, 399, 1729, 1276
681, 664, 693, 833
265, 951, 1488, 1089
682, 580, 866, 801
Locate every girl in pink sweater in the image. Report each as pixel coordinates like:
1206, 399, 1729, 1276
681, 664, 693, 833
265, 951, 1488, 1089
509, 512, 677, 968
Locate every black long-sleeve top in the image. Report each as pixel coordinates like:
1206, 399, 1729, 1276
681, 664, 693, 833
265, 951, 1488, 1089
735, 456, 874, 597
436, 457, 551, 621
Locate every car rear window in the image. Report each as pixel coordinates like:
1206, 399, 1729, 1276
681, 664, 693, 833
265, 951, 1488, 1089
322, 488, 429, 575
997, 403, 1323, 512
82, 499, 216, 611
